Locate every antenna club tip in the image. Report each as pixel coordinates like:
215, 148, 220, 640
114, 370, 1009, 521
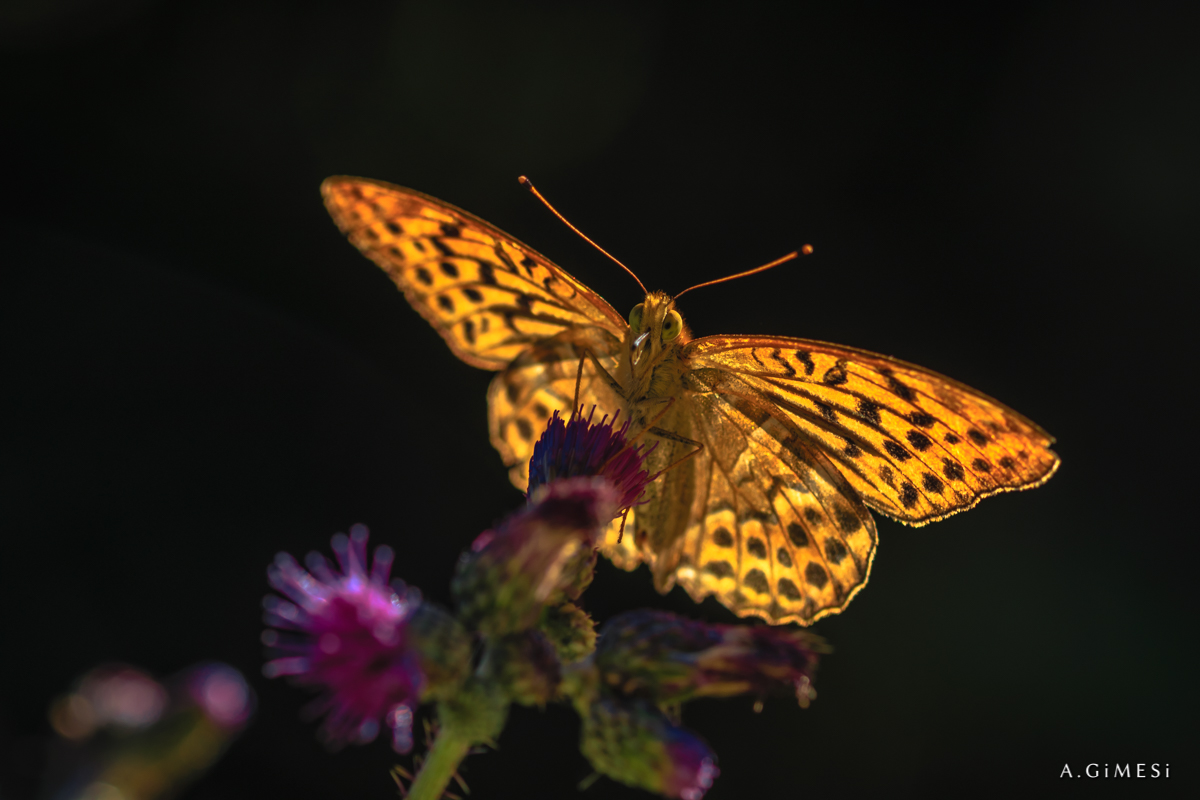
801, 244, 814, 255
517, 175, 533, 188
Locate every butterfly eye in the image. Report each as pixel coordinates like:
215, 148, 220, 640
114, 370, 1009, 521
628, 303, 645, 330
662, 310, 683, 341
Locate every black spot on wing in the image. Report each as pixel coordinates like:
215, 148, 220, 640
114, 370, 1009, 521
944, 432, 961, 444
415, 267, 433, 286
516, 418, 534, 441
462, 319, 475, 345
704, 561, 735, 579
776, 548, 793, 568
878, 368, 915, 401
440, 223, 461, 238
803, 508, 823, 526
463, 287, 483, 303
971, 458, 992, 472
857, 398, 882, 425
778, 578, 802, 600
833, 506, 861, 534
744, 569, 770, 594
968, 429, 988, 446
878, 465, 896, 488
821, 362, 848, 386
906, 430, 933, 452
907, 411, 936, 427
922, 472, 944, 493
816, 401, 837, 422
824, 539, 849, 564
843, 439, 862, 458
794, 350, 815, 376
437, 295, 454, 313
787, 522, 809, 547
804, 563, 828, 589
440, 261, 459, 277
770, 349, 796, 376
999, 456, 1017, 470
385, 221, 402, 235
942, 458, 965, 481
899, 482, 919, 508
884, 441, 912, 461
712, 527, 734, 548
478, 262, 498, 285
747, 537, 767, 559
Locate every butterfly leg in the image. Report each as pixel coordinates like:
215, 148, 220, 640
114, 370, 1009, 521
644, 425, 705, 478
575, 346, 630, 411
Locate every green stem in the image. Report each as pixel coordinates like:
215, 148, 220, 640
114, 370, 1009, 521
407, 728, 471, 800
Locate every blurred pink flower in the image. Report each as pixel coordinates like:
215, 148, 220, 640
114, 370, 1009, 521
262, 524, 422, 753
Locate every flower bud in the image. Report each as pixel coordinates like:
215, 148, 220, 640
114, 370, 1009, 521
594, 610, 827, 707
453, 478, 616, 637
580, 696, 718, 800
480, 630, 561, 707
539, 601, 597, 664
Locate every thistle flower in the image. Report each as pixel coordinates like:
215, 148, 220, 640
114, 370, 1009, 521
262, 525, 428, 752
580, 696, 718, 800
453, 477, 617, 637
594, 610, 828, 708
527, 408, 654, 516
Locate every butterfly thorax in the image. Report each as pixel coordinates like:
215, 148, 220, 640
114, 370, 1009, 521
619, 292, 692, 431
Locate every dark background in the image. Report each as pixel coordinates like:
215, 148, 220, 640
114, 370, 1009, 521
3, 1, 1197, 797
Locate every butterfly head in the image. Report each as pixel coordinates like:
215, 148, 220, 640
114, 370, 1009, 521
625, 291, 690, 379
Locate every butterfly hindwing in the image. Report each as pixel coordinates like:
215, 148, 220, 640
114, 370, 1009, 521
321, 176, 626, 370
488, 328, 625, 489
672, 370, 877, 625
684, 335, 1060, 524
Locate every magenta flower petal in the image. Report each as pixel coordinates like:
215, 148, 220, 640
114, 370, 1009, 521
528, 408, 654, 515
262, 524, 423, 752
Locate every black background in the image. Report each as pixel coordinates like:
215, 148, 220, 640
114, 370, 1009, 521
3, 1, 1197, 798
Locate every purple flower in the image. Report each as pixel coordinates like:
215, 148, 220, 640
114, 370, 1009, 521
262, 525, 423, 752
579, 696, 718, 800
594, 610, 828, 708
528, 408, 654, 516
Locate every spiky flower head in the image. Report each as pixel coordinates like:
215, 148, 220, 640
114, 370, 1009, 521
454, 477, 616, 637
262, 525, 425, 752
528, 408, 654, 516
594, 610, 828, 708
580, 696, 718, 800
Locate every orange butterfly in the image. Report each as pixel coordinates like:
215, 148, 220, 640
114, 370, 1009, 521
321, 176, 1059, 626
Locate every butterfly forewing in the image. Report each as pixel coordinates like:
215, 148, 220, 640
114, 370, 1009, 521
684, 336, 1060, 524
321, 177, 626, 370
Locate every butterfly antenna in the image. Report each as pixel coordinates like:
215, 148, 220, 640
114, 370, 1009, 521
673, 246, 812, 300
518, 176, 648, 295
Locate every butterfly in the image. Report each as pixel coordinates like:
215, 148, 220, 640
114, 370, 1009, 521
321, 176, 1059, 626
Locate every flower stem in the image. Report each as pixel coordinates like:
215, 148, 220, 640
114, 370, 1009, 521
407, 728, 471, 800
